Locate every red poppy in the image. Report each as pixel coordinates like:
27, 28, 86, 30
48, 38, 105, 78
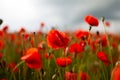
0, 30, 4, 37
2, 25, 9, 32
111, 61, 120, 80
69, 43, 84, 53
21, 48, 42, 69
8, 62, 19, 73
101, 35, 107, 47
0, 78, 7, 80
85, 15, 99, 26
65, 71, 78, 80
94, 35, 107, 47
19, 28, 26, 34
111, 42, 117, 49
97, 51, 110, 65
40, 22, 45, 28
105, 21, 110, 27
56, 57, 72, 67
75, 30, 89, 39
47, 29, 69, 49
10, 33, 16, 41
80, 71, 90, 80
23, 33, 30, 41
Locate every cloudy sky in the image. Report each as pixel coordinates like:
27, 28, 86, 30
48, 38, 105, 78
0, 0, 120, 33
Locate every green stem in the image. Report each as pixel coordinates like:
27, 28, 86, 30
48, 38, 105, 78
13, 61, 25, 71
10, 61, 24, 80
102, 21, 113, 68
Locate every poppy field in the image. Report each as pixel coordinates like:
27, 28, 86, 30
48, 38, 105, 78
0, 15, 120, 80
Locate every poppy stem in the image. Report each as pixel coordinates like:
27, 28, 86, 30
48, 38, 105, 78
10, 61, 24, 80
102, 17, 113, 68
13, 61, 25, 71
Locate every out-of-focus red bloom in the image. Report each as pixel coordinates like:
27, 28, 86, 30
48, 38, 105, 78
0, 78, 7, 80
0, 53, 3, 59
105, 21, 110, 27
21, 48, 42, 69
0, 30, 4, 37
97, 51, 111, 65
40, 22, 45, 28
80, 71, 90, 80
44, 53, 53, 59
10, 33, 16, 41
95, 35, 107, 47
111, 61, 120, 80
0, 40, 4, 50
65, 71, 78, 80
75, 30, 89, 39
101, 35, 107, 47
2, 25, 9, 32
85, 15, 99, 26
69, 43, 84, 53
47, 29, 69, 49
23, 33, 30, 41
56, 57, 72, 67
111, 42, 118, 49
8, 62, 19, 73
19, 28, 26, 34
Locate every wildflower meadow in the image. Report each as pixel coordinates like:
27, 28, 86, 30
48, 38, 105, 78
0, 15, 120, 80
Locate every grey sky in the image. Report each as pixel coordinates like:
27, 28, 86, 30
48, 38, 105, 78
0, 0, 120, 33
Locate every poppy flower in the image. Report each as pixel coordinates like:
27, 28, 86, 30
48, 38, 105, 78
101, 35, 107, 47
95, 35, 107, 47
69, 43, 84, 53
8, 62, 19, 73
10, 33, 16, 41
65, 71, 78, 80
21, 48, 42, 69
40, 22, 45, 28
19, 28, 26, 34
85, 15, 99, 26
105, 21, 110, 27
0, 30, 4, 37
80, 71, 90, 80
47, 29, 69, 49
111, 61, 120, 80
23, 33, 30, 41
56, 57, 72, 67
97, 51, 111, 65
75, 30, 89, 39
0, 78, 7, 80
2, 25, 9, 32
